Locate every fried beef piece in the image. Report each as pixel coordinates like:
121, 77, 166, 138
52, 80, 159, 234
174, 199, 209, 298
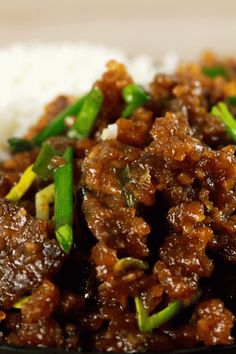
81, 140, 142, 197
95, 60, 132, 134
7, 319, 64, 348
21, 280, 60, 323
195, 299, 235, 346
150, 71, 231, 147
126, 112, 202, 206
116, 107, 154, 147
83, 193, 150, 258
81, 140, 150, 258
0, 200, 64, 308
154, 227, 213, 301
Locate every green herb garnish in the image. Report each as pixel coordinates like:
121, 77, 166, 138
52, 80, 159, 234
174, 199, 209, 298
35, 183, 55, 221
8, 96, 87, 153
55, 224, 73, 255
114, 257, 148, 273
135, 291, 201, 333
5, 164, 36, 202
68, 86, 103, 139
33, 95, 86, 145
32, 142, 60, 181
13, 296, 30, 309
122, 83, 150, 118
211, 102, 236, 142
227, 96, 236, 106
54, 147, 73, 254
117, 166, 137, 208
202, 66, 227, 79
8, 138, 34, 153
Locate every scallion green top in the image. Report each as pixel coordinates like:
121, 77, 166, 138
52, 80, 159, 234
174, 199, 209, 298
122, 83, 150, 118
68, 86, 103, 139
33, 142, 60, 180
54, 147, 74, 254
202, 66, 227, 79
33, 95, 86, 145
211, 102, 236, 142
135, 291, 201, 333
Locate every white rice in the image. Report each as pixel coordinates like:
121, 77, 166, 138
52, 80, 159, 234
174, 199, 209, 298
0, 42, 178, 160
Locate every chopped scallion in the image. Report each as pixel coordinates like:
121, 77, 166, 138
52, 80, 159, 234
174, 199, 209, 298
122, 83, 150, 118
227, 96, 236, 106
202, 66, 227, 79
8, 96, 87, 152
32, 95, 86, 145
135, 296, 149, 332
35, 183, 55, 221
211, 102, 236, 142
33, 142, 60, 181
135, 291, 201, 333
114, 257, 148, 273
5, 165, 36, 202
8, 138, 34, 153
68, 86, 103, 139
13, 296, 30, 309
54, 147, 73, 254
56, 224, 73, 255
117, 166, 137, 208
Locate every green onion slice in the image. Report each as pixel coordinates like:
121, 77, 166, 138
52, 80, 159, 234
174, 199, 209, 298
122, 83, 150, 118
54, 147, 73, 254
13, 296, 30, 309
227, 96, 236, 106
8, 96, 87, 152
68, 86, 103, 139
114, 257, 148, 273
117, 166, 137, 208
33, 95, 87, 145
211, 102, 236, 142
202, 66, 227, 79
35, 183, 55, 221
56, 224, 73, 255
5, 164, 36, 202
33, 142, 60, 181
8, 138, 34, 153
135, 291, 201, 333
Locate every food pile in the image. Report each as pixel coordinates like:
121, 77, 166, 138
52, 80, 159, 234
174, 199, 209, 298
0, 53, 235, 352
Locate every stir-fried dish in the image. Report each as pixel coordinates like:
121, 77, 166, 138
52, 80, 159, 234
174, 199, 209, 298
0, 53, 236, 352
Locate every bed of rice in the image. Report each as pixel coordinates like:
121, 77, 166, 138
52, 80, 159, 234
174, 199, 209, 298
0, 42, 178, 160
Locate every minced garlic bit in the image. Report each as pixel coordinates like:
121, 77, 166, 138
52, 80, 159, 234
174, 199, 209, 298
101, 123, 118, 141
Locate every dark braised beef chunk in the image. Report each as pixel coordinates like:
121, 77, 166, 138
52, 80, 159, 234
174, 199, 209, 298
194, 299, 235, 346
7, 318, 64, 348
21, 280, 60, 323
0, 199, 64, 308
94, 60, 132, 134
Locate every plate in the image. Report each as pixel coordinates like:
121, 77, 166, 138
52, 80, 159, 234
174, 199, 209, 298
0, 343, 236, 354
